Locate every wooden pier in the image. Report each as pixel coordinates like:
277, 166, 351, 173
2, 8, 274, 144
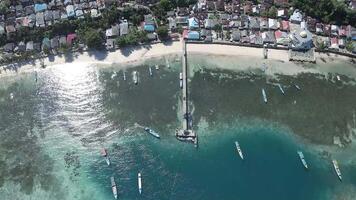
176, 41, 198, 147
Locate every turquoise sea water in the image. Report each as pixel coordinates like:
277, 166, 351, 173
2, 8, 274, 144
0, 55, 356, 200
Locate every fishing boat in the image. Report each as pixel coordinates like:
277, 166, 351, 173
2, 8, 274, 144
262, 89, 267, 103
138, 173, 142, 194
294, 84, 301, 90
179, 79, 183, 89
100, 148, 110, 166
111, 177, 118, 199
133, 71, 138, 85
336, 75, 341, 81
123, 71, 126, 81
179, 72, 183, 80
332, 160, 342, 181
235, 141, 244, 160
155, 65, 159, 70
144, 127, 160, 139
297, 151, 308, 169
149, 67, 153, 76
278, 84, 285, 95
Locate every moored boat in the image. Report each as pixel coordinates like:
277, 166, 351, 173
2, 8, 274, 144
133, 71, 138, 85
149, 67, 153, 76
235, 141, 244, 160
100, 148, 110, 166
123, 71, 126, 81
278, 84, 285, 95
111, 177, 118, 199
262, 89, 267, 103
294, 84, 301, 90
155, 65, 159, 70
144, 127, 160, 139
138, 173, 142, 194
297, 151, 308, 169
179, 72, 183, 80
332, 160, 342, 181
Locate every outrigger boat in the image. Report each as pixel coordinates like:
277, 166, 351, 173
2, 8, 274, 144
262, 89, 267, 103
133, 71, 138, 85
138, 173, 142, 194
100, 148, 110, 166
294, 84, 301, 90
179, 72, 183, 88
144, 127, 160, 139
336, 75, 341, 81
149, 67, 153, 76
111, 177, 118, 199
297, 151, 308, 169
123, 71, 126, 81
155, 65, 159, 70
332, 160, 342, 181
278, 84, 285, 95
235, 141, 244, 160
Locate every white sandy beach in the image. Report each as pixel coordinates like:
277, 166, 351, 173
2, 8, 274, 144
0, 40, 354, 78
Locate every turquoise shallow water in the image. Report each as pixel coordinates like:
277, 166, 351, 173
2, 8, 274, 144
0, 55, 356, 200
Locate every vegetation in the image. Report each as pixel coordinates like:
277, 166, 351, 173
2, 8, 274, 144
157, 26, 169, 40
291, 0, 356, 26
268, 6, 277, 18
0, 0, 10, 15
78, 28, 104, 49
116, 29, 148, 47
345, 40, 354, 52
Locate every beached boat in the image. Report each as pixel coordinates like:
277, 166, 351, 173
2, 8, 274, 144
297, 151, 308, 169
123, 71, 126, 81
278, 84, 285, 95
144, 127, 160, 139
111, 177, 118, 199
133, 71, 138, 85
294, 84, 301, 90
138, 173, 142, 194
155, 65, 159, 70
100, 148, 110, 166
332, 160, 342, 181
149, 67, 153, 76
262, 89, 267, 103
235, 141, 244, 160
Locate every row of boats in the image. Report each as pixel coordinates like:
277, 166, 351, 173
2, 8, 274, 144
102, 127, 160, 199
261, 83, 301, 103
234, 141, 342, 181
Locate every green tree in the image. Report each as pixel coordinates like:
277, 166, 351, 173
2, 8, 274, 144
345, 40, 354, 52
79, 28, 104, 49
268, 6, 277, 18
159, 0, 172, 11
157, 26, 169, 40
0, 0, 10, 15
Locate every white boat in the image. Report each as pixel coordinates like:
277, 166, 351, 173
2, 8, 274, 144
133, 71, 138, 85
179, 79, 183, 89
149, 67, 153, 76
179, 72, 183, 80
336, 75, 341, 81
235, 141, 244, 160
294, 84, 301, 90
100, 149, 110, 166
144, 127, 160, 139
123, 71, 126, 81
332, 160, 342, 181
262, 89, 267, 103
278, 84, 285, 95
155, 65, 159, 70
111, 177, 118, 199
138, 173, 142, 194
297, 151, 308, 169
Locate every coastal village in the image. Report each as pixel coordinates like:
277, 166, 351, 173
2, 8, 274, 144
0, 0, 355, 66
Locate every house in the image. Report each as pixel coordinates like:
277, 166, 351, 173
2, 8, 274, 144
52, 10, 61, 21
252, 5, 260, 15
33, 42, 41, 52
268, 18, 279, 30
66, 5, 75, 18
119, 21, 129, 36
243, 2, 252, 14
187, 30, 200, 40
61, 11, 68, 20
91, 9, 100, 18
106, 38, 115, 50
338, 26, 347, 37
144, 14, 155, 25
262, 31, 276, 44
277, 9, 288, 18
346, 25, 352, 38
338, 38, 345, 48
51, 37, 59, 49
176, 16, 189, 25
204, 18, 218, 29
316, 23, 323, 34
275, 30, 289, 46
168, 17, 177, 31
36, 12, 45, 27
289, 9, 303, 24
147, 33, 157, 40
216, 0, 225, 11
330, 37, 339, 49
144, 24, 155, 32
280, 20, 290, 31
59, 36, 67, 47
106, 28, 113, 38
3, 43, 15, 52
64, 0, 72, 6
289, 28, 313, 50
323, 24, 331, 36
331, 25, 339, 36
26, 41, 34, 51
0, 23, 5, 34
249, 17, 260, 30
5, 25, 16, 34
306, 17, 316, 32
97, 0, 106, 10
111, 25, 120, 36
260, 18, 268, 30
34, 3, 47, 13
44, 10, 53, 22
67, 33, 76, 45
231, 29, 241, 41
75, 9, 84, 18
188, 17, 199, 30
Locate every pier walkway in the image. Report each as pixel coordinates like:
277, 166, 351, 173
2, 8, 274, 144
176, 41, 197, 147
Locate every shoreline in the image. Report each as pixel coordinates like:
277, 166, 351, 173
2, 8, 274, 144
0, 41, 355, 78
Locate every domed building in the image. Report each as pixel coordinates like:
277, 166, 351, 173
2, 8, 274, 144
289, 26, 313, 50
